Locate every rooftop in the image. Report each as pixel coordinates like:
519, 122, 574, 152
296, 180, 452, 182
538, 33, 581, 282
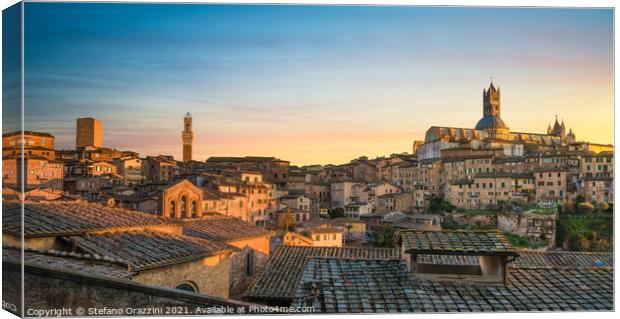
400, 230, 518, 256
3, 246, 134, 279
511, 251, 613, 269
306, 226, 342, 234
206, 156, 288, 163
416, 251, 614, 269
294, 258, 415, 312
182, 215, 270, 242
244, 245, 400, 302
66, 230, 237, 271
291, 257, 613, 312
281, 193, 310, 200
2, 130, 54, 138
2, 201, 172, 237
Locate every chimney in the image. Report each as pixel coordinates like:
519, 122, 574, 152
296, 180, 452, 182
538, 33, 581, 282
399, 230, 518, 286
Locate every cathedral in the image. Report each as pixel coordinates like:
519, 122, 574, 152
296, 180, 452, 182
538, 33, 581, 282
418, 82, 578, 160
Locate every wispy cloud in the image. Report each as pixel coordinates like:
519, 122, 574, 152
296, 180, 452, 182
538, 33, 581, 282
12, 3, 613, 165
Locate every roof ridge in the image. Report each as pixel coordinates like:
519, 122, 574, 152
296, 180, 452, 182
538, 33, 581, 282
7, 245, 132, 268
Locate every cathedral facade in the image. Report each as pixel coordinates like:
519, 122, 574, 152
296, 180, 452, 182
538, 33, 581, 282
418, 82, 579, 160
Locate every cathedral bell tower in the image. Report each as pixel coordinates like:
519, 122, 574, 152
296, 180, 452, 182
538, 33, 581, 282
475, 81, 508, 132
182, 112, 193, 162
483, 82, 500, 117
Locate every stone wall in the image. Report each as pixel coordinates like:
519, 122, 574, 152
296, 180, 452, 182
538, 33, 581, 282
227, 236, 271, 299
2, 233, 63, 251
498, 210, 557, 248
450, 212, 497, 227
132, 254, 231, 299
2, 261, 257, 317
159, 180, 203, 218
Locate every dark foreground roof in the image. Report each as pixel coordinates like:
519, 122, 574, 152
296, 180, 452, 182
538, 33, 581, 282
244, 245, 400, 302
182, 215, 270, 242
3, 253, 261, 315
401, 230, 518, 256
294, 258, 415, 312
3, 247, 134, 279
66, 230, 237, 271
416, 251, 614, 269
291, 258, 613, 312
511, 251, 613, 269
2, 201, 171, 237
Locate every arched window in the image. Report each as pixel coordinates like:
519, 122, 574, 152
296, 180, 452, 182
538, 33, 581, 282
176, 282, 197, 293
169, 200, 176, 218
180, 196, 187, 218
191, 200, 197, 217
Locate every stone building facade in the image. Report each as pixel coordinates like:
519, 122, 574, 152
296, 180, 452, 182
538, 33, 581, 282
181, 216, 272, 299
76, 117, 103, 149
160, 179, 204, 218
143, 155, 179, 183
131, 254, 232, 298
2, 250, 256, 317
114, 157, 144, 186
2, 130, 56, 160
2, 155, 64, 190
534, 168, 568, 206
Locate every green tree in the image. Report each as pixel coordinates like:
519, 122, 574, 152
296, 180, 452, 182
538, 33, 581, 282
428, 197, 443, 213
328, 207, 345, 219
441, 202, 456, 213
371, 224, 395, 248
575, 195, 586, 205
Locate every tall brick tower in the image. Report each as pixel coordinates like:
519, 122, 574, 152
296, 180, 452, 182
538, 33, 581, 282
182, 112, 193, 162
76, 117, 102, 149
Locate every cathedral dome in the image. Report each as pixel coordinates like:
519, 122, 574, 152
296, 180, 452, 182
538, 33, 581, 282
475, 115, 508, 131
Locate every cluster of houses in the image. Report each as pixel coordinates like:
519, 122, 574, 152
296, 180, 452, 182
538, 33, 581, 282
2, 199, 613, 314
2, 114, 615, 251
1, 96, 615, 314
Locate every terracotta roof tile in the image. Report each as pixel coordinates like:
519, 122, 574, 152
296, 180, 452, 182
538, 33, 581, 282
3, 201, 171, 237
417, 251, 614, 269
244, 245, 400, 302
401, 230, 518, 256
291, 258, 613, 312
182, 216, 270, 242
3, 246, 134, 279
511, 251, 613, 269
65, 230, 237, 271
294, 258, 416, 312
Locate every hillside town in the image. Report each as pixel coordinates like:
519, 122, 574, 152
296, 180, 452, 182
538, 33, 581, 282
2, 82, 614, 313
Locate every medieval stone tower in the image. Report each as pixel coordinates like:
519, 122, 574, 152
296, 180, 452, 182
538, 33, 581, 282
182, 112, 193, 162
475, 82, 508, 132
483, 82, 500, 117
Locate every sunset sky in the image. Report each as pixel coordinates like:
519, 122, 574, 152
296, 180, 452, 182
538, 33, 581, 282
6, 3, 613, 166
